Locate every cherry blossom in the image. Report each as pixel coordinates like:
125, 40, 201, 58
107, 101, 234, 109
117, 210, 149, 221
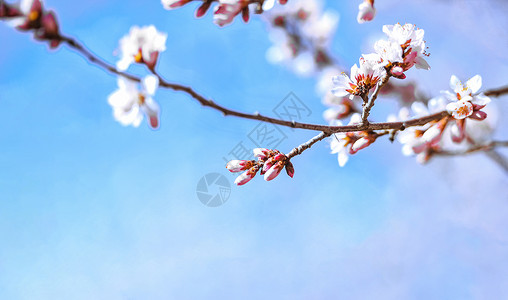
396, 98, 451, 164
444, 75, 491, 120
357, 0, 375, 24
7, 0, 61, 48
374, 23, 430, 79
116, 25, 167, 71
331, 55, 385, 99
439, 75, 491, 143
107, 75, 161, 129
330, 114, 379, 167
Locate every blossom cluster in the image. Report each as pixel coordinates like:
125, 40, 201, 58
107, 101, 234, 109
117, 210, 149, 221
332, 23, 430, 103
330, 113, 381, 166
161, 0, 288, 27
263, 0, 338, 76
226, 148, 294, 185
395, 75, 492, 164
107, 25, 168, 129
1, 0, 61, 48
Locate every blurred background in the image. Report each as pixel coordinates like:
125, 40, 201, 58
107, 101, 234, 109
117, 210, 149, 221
1, 0, 507, 299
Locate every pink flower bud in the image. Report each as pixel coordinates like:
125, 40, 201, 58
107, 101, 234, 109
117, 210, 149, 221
350, 135, 376, 154
226, 160, 254, 173
163, 0, 192, 9
469, 110, 487, 121
422, 118, 448, 144
195, 1, 212, 18
273, 16, 285, 27
234, 167, 258, 186
264, 161, 284, 181
241, 6, 249, 23
285, 161, 294, 178
357, 0, 376, 24
253, 148, 270, 160
0, 2, 22, 18
451, 119, 466, 143
144, 51, 160, 71
390, 66, 404, 77
262, 153, 284, 174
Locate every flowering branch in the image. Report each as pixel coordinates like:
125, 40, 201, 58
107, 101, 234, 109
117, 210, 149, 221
57, 36, 452, 135
34, 35, 508, 139
3, 0, 508, 184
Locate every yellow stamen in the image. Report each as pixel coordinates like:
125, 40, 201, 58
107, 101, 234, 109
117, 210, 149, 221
28, 11, 39, 21
134, 50, 143, 63
138, 93, 145, 105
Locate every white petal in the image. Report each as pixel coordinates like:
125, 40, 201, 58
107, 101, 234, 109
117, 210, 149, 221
142, 75, 159, 96
338, 150, 349, 167
466, 75, 482, 94
262, 0, 275, 11
414, 56, 430, 70
349, 113, 362, 125
449, 75, 462, 92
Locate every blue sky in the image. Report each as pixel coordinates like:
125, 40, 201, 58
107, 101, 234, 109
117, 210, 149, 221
1, 0, 508, 299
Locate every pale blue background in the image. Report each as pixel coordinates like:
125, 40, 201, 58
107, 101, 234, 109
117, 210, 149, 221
1, 0, 508, 299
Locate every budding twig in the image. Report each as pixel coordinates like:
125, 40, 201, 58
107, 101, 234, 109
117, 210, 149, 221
286, 132, 331, 159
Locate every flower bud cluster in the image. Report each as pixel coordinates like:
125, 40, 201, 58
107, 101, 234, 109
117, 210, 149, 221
226, 148, 294, 185
3, 0, 61, 48
161, 0, 288, 27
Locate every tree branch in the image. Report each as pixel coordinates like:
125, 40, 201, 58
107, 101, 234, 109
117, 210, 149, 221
55, 36, 503, 136
484, 86, 508, 97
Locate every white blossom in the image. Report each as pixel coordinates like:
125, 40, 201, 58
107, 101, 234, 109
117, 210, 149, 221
107, 75, 160, 129
116, 25, 167, 71
331, 55, 385, 99
443, 75, 491, 120
374, 23, 430, 78
330, 114, 376, 167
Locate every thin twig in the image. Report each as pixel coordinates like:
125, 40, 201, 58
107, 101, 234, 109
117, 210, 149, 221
485, 150, 508, 174
286, 132, 331, 159
485, 86, 508, 97
361, 75, 391, 125
436, 141, 508, 156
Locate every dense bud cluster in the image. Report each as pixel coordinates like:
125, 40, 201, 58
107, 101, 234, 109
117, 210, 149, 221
226, 148, 294, 185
